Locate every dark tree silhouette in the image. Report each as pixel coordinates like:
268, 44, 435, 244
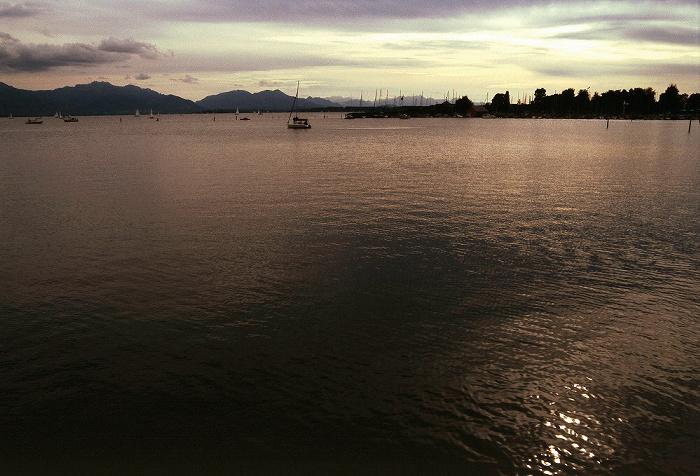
625, 88, 656, 116
659, 84, 683, 115
490, 93, 507, 113
575, 89, 590, 116
455, 95, 474, 116
532, 88, 547, 114
558, 89, 575, 116
687, 93, 700, 114
599, 89, 625, 116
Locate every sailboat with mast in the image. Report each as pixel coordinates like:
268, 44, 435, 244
287, 82, 311, 129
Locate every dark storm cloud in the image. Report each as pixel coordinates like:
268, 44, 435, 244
0, 1, 43, 18
0, 34, 161, 72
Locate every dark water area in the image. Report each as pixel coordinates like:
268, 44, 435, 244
1, 115, 699, 474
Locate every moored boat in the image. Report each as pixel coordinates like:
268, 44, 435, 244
288, 117, 311, 129
287, 82, 311, 129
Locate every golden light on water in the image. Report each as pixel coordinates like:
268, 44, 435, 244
526, 380, 605, 474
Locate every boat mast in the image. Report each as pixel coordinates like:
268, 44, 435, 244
288, 81, 299, 124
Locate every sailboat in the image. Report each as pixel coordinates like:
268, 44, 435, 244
287, 82, 311, 129
135, 109, 141, 117
149, 109, 154, 119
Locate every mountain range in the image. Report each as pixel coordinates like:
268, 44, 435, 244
0, 81, 342, 116
197, 89, 339, 112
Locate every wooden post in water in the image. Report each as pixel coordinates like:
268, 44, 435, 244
606, 118, 609, 129
689, 119, 692, 133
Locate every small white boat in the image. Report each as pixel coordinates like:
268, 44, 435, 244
135, 109, 140, 117
25, 117, 43, 124
63, 115, 79, 122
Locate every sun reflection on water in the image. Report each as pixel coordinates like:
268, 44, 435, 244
524, 380, 608, 474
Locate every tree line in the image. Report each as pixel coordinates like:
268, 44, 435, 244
478, 84, 699, 119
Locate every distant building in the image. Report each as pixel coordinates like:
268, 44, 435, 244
468, 105, 489, 117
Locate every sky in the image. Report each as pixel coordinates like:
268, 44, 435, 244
1, 0, 698, 102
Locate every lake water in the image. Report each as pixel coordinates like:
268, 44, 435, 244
1, 115, 699, 475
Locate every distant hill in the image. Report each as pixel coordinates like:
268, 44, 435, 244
0, 81, 342, 116
196, 89, 340, 112
0, 81, 202, 116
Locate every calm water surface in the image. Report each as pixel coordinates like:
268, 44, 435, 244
1, 115, 699, 474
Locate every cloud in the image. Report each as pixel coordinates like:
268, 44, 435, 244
139, 0, 526, 23
550, 23, 699, 45
627, 26, 700, 46
98, 37, 160, 60
134, 72, 150, 80
0, 1, 43, 18
0, 34, 161, 72
526, 58, 700, 80
171, 74, 199, 84
258, 80, 283, 88
138, 0, 698, 24
0, 31, 19, 43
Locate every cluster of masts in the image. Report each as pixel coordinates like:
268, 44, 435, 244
349, 90, 448, 108
347, 90, 537, 107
